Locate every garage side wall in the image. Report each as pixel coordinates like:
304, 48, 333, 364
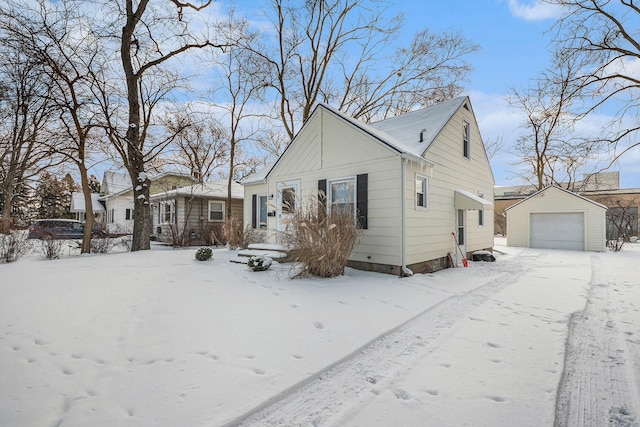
506, 186, 606, 252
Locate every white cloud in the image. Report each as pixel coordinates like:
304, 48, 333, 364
508, 0, 564, 21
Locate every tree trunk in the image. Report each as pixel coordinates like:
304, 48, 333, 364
128, 156, 152, 251
78, 161, 94, 253
121, 0, 150, 251
0, 170, 17, 234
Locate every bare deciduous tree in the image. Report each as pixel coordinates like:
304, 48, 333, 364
243, 0, 479, 140
2, 0, 104, 252
96, 0, 225, 251
163, 109, 229, 182
212, 13, 271, 220
545, 0, 640, 165
508, 53, 602, 189
0, 47, 60, 234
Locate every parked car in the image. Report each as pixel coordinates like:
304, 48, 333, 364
27, 219, 107, 240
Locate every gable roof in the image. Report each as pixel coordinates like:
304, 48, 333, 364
505, 185, 608, 212
70, 192, 106, 213
369, 96, 469, 157
245, 98, 470, 184
100, 171, 131, 196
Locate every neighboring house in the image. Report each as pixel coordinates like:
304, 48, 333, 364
495, 172, 639, 240
505, 185, 607, 252
69, 192, 106, 222
150, 181, 244, 245
99, 171, 195, 234
243, 96, 495, 275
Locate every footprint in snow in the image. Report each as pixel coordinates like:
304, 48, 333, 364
488, 395, 506, 403
290, 303, 298, 309
392, 388, 411, 400
487, 342, 502, 348
313, 321, 324, 330
252, 368, 265, 375
425, 390, 439, 396
292, 354, 304, 360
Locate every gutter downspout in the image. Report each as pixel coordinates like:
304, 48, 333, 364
401, 155, 413, 277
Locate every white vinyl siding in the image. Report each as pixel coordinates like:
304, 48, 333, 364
405, 105, 494, 266
261, 107, 404, 267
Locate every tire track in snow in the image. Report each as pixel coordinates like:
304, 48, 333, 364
226, 256, 536, 427
554, 255, 640, 427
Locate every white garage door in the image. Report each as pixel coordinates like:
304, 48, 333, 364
530, 213, 584, 250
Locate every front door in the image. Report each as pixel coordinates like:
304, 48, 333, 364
276, 180, 300, 234
456, 209, 467, 262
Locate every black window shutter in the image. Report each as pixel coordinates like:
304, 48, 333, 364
318, 179, 327, 222
251, 194, 257, 228
356, 174, 368, 229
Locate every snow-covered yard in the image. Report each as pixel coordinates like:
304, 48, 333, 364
1, 238, 638, 426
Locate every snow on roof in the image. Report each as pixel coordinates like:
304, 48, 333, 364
505, 184, 609, 212
369, 96, 468, 157
70, 192, 106, 212
101, 171, 131, 195
242, 162, 276, 185
150, 181, 244, 200
246, 98, 465, 184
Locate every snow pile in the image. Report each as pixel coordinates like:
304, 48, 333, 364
0, 239, 638, 426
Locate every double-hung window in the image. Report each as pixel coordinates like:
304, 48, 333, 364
328, 177, 356, 218
416, 175, 429, 209
159, 200, 175, 224
463, 121, 470, 159
208, 201, 225, 221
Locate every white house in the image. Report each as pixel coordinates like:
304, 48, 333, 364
69, 192, 106, 222
243, 96, 495, 275
505, 185, 608, 252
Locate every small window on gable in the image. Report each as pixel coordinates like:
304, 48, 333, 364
478, 209, 484, 227
125, 208, 132, 220
463, 121, 470, 159
209, 201, 225, 222
416, 175, 429, 209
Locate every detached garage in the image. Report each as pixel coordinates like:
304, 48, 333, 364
505, 185, 607, 252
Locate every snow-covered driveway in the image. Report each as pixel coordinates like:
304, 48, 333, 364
1, 239, 638, 426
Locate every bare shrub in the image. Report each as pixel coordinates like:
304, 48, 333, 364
242, 225, 264, 247
208, 222, 227, 246
91, 237, 116, 254
279, 199, 360, 278
223, 215, 245, 249
0, 232, 31, 263
39, 238, 63, 260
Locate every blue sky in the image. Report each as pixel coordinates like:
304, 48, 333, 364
384, 0, 639, 188
219, 0, 638, 188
